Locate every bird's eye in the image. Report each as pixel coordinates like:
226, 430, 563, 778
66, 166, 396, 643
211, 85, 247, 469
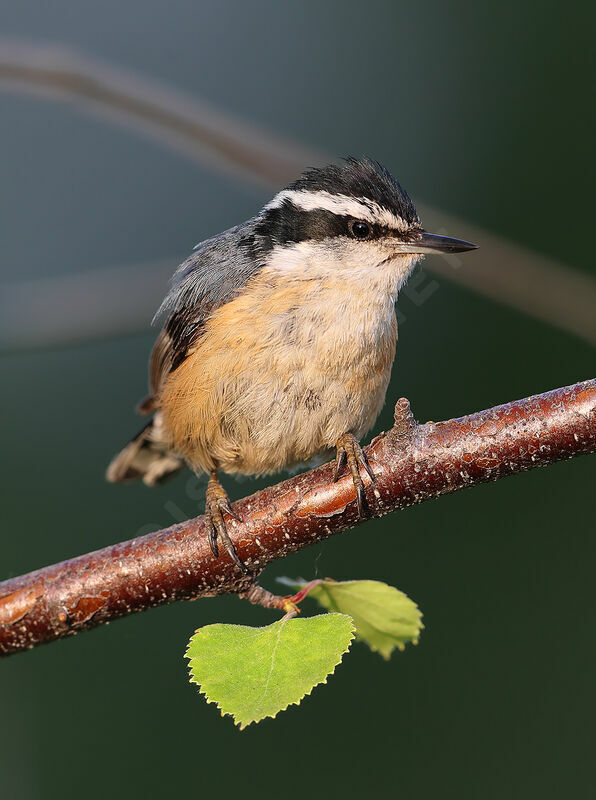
350, 220, 371, 240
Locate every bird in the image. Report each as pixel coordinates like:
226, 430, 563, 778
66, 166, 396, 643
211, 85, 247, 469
107, 157, 477, 571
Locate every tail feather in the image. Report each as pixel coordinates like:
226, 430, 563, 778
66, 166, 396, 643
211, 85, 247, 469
106, 416, 185, 487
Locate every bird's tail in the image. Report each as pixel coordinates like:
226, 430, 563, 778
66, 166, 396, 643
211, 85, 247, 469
106, 414, 185, 486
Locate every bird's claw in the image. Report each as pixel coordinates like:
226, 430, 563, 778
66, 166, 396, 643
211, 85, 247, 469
205, 474, 248, 572
333, 433, 376, 517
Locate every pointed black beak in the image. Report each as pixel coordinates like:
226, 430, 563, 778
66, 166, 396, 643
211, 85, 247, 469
394, 231, 479, 255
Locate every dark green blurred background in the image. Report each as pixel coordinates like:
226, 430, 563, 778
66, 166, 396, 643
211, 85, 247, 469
1, 1, 594, 798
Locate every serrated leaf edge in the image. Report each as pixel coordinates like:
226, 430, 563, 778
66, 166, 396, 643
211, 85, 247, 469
311, 581, 424, 659
185, 614, 356, 729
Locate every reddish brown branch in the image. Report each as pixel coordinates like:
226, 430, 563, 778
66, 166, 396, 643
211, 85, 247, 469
1, 380, 595, 656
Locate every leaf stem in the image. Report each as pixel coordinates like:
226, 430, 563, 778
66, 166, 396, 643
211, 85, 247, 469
1, 379, 594, 656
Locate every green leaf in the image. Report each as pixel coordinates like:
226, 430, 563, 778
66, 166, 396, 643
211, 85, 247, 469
185, 613, 355, 729
307, 580, 423, 659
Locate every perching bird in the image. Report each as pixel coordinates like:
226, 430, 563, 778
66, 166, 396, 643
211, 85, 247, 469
107, 157, 477, 570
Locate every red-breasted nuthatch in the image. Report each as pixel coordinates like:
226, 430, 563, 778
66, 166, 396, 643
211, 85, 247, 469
107, 157, 477, 570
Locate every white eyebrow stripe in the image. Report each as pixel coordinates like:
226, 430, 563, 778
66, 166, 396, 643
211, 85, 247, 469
265, 189, 408, 232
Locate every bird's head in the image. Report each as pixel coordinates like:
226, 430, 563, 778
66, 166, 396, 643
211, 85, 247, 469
253, 157, 477, 292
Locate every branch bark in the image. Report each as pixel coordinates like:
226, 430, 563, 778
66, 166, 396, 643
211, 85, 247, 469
1, 380, 594, 657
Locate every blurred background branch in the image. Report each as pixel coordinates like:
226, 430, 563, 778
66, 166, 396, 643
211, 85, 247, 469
1, 38, 595, 351
1, 5, 594, 792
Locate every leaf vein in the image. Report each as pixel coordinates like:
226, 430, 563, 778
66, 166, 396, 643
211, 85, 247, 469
253, 619, 284, 717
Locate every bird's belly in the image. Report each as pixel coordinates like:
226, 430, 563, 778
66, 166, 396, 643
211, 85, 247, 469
160, 274, 398, 475
221, 357, 393, 475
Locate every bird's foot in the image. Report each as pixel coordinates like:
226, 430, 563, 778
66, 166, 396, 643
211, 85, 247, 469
205, 471, 248, 572
333, 433, 376, 516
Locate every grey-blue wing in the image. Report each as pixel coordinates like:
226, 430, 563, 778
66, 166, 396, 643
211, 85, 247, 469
143, 219, 265, 407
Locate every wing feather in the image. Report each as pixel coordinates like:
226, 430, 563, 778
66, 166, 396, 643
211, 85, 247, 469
141, 218, 265, 408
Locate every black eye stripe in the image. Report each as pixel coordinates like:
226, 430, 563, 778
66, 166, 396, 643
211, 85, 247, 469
256, 203, 408, 249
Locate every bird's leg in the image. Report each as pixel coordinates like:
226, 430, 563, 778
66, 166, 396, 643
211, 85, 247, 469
205, 468, 247, 572
333, 433, 376, 517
